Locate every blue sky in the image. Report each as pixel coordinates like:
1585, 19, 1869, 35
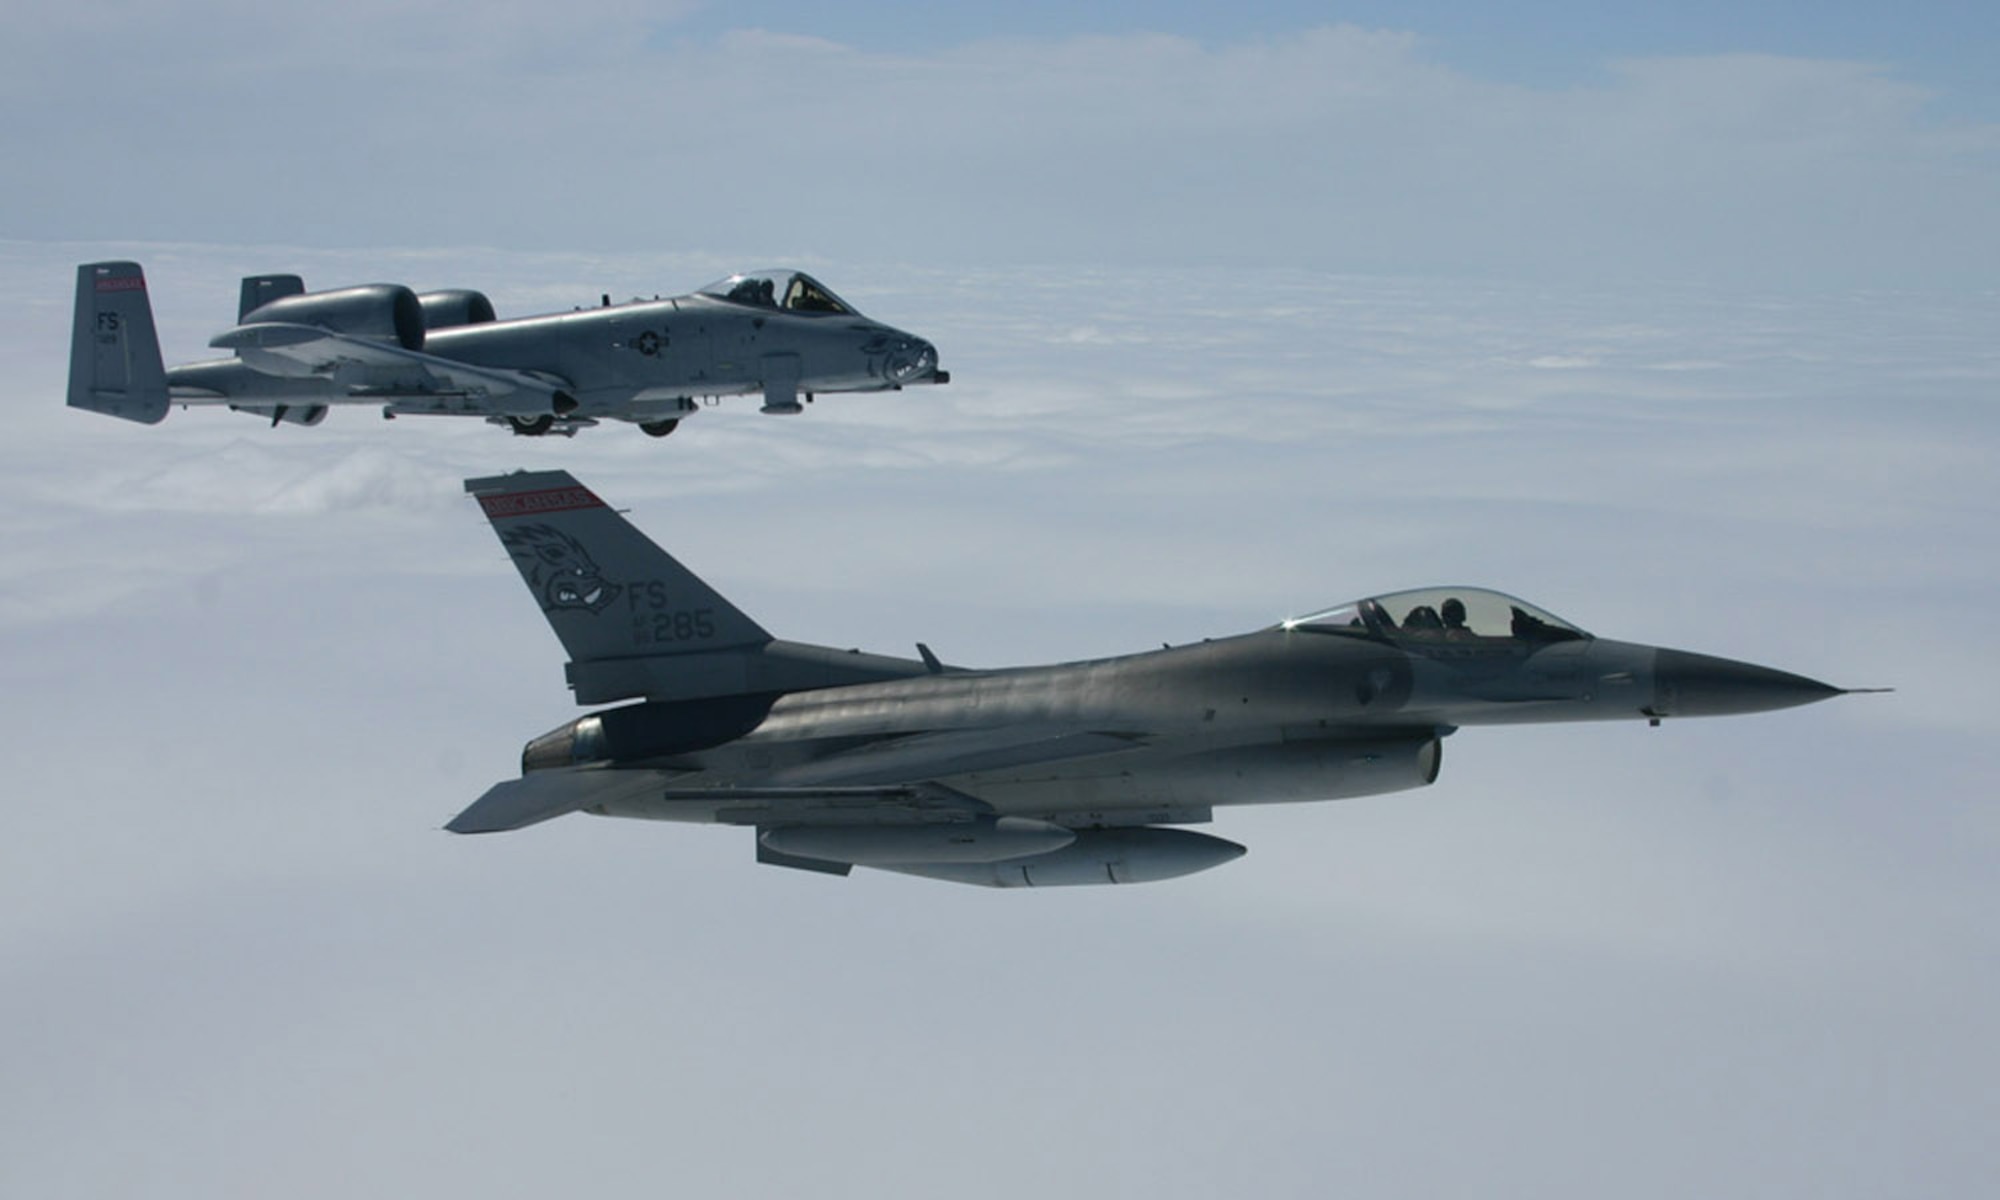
6, 3, 1997, 289
672, 0, 2000, 115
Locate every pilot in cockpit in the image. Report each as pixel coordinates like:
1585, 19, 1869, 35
1440, 597, 1473, 639
727, 277, 777, 307
786, 279, 846, 313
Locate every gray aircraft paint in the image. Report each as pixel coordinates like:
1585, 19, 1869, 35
65, 262, 945, 437
449, 470, 1867, 888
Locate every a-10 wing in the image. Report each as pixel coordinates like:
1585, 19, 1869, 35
204, 321, 564, 407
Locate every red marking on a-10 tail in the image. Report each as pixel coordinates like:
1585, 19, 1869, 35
477, 487, 605, 519
94, 275, 146, 293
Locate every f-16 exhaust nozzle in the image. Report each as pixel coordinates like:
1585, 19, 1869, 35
1652, 649, 1846, 718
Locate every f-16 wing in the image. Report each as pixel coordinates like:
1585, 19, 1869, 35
206, 322, 567, 408
448, 726, 1148, 835
447, 770, 992, 835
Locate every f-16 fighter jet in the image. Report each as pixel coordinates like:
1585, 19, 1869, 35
67, 261, 945, 437
449, 470, 1874, 887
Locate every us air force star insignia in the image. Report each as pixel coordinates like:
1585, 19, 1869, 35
633, 330, 665, 357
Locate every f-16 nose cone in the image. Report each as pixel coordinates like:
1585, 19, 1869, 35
1653, 649, 1845, 717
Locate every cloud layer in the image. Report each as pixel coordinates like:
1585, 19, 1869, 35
2, 236, 1995, 1197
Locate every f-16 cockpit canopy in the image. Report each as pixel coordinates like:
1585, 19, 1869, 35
697, 270, 857, 315
1283, 587, 1590, 645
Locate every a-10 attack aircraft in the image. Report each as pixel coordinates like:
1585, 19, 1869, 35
448, 470, 1876, 888
66, 260, 946, 438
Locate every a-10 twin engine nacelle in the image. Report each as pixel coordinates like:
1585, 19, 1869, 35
232, 284, 431, 352
414, 289, 496, 331
213, 282, 468, 426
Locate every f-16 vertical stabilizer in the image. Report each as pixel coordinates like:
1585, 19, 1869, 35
466, 469, 933, 705
466, 469, 770, 663
68, 262, 170, 424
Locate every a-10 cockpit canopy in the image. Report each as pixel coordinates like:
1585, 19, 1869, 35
697, 270, 857, 315
1283, 587, 1590, 645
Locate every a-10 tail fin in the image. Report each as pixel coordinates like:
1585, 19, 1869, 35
238, 273, 304, 320
467, 470, 933, 705
68, 261, 171, 424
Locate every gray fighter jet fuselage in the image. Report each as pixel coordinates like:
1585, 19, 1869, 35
67, 261, 945, 437
449, 470, 1870, 888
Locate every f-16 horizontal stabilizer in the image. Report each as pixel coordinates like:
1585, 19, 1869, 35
68, 262, 170, 423
448, 766, 673, 833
